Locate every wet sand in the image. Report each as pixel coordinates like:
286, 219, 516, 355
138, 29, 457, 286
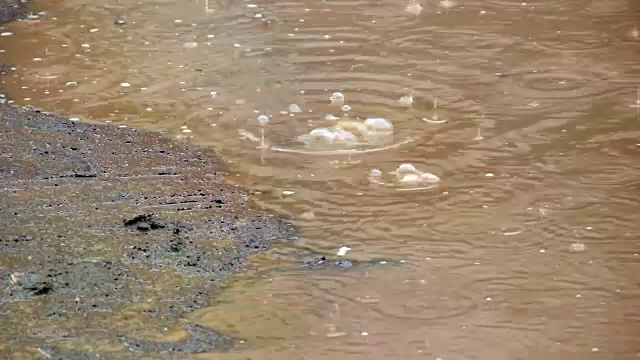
0, 2, 295, 358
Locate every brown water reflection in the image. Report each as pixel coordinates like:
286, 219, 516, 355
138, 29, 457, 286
2, 0, 640, 358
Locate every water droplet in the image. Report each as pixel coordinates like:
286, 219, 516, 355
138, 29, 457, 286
329, 92, 345, 105
288, 104, 302, 113
258, 115, 269, 125
570, 243, 586, 252
398, 94, 414, 107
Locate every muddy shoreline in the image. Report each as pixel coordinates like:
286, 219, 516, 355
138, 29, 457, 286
0, 2, 297, 358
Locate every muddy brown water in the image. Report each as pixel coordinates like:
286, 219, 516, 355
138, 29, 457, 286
1, 0, 640, 358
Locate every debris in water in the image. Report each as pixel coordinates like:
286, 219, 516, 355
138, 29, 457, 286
282, 190, 295, 196
120, 82, 131, 87
324, 114, 339, 121
182, 129, 192, 133
341, 104, 352, 112
288, 104, 302, 113
0, 32, 13, 36
89, 28, 99, 33
81, 43, 90, 48
485, 172, 494, 177
361, 331, 369, 336
337, 246, 351, 256
183, 42, 198, 49
114, 19, 127, 25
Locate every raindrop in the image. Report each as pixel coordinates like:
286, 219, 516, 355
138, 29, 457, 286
258, 115, 269, 126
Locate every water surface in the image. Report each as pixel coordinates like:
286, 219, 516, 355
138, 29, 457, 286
1, 0, 640, 358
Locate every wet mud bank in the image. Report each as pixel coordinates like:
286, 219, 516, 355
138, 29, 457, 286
0, 105, 299, 359
0, 4, 295, 355
0, 104, 295, 358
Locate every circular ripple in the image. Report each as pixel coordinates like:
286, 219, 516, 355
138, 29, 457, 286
493, 58, 617, 111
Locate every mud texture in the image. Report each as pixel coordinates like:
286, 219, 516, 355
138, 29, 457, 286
0, 102, 294, 359
0, 0, 23, 23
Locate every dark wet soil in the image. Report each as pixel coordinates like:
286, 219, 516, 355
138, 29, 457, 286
0, 103, 296, 358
